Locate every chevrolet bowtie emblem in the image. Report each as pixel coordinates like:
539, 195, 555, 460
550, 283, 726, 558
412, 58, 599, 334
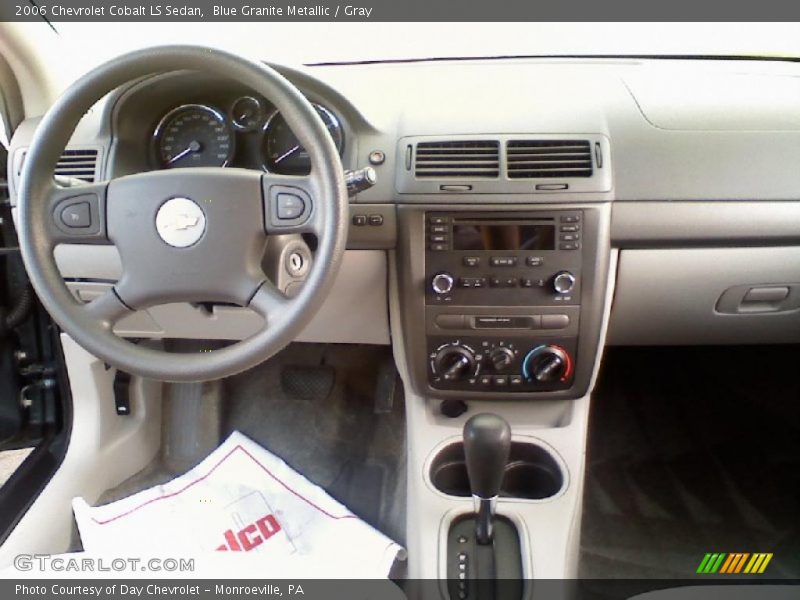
155, 197, 207, 248
163, 213, 200, 231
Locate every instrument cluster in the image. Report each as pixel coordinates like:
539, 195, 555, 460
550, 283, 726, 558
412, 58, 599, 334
152, 95, 344, 175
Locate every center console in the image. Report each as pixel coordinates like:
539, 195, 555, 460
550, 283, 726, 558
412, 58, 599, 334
425, 210, 583, 394
397, 204, 609, 401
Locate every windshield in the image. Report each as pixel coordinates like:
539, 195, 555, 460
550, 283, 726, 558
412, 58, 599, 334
2, 22, 800, 107
10, 22, 800, 63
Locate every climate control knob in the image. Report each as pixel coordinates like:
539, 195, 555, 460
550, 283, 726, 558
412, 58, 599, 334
433, 344, 477, 382
552, 271, 576, 294
522, 345, 573, 383
431, 272, 455, 295
488, 347, 515, 371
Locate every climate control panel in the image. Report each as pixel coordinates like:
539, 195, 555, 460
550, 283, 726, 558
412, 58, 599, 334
428, 336, 576, 392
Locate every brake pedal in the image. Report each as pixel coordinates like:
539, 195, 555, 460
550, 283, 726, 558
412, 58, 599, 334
280, 365, 335, 401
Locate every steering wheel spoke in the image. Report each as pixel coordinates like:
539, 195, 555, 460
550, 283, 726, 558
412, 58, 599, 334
44, 180, 109, 246
80, 286, 132, 328
248, 280, 291, 323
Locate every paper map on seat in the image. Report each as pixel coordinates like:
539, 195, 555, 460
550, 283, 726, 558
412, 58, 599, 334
72, 431, 402, 578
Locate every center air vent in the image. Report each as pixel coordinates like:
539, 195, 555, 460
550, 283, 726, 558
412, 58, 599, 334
415, 140, 500, 178
54, 148, 99, 182
506, 140, 592, 179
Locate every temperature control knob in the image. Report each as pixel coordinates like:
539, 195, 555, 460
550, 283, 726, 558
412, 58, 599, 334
552, 271, 576, 294
488, 347, 515, 371
522, 345, 573, 383
433, 344, 477, 382
431, 272, 455, 295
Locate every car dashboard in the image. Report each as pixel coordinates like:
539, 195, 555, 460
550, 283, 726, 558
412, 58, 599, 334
8, 56, 800, 401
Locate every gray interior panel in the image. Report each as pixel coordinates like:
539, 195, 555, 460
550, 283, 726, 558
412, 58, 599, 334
609, 247, 800, 345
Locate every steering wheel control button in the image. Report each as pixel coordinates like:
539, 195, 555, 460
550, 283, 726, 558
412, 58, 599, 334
266, 184, 313, 231
155, 197, 206, 248
352, 214, 367, 226
60, 202, 91, 228
276, 193, 305, 220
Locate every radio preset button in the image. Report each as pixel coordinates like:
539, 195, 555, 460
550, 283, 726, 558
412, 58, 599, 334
521, 278, 545, 288
560, 224, 580, 233
430, 234, 448, 243
429, 216, 449, 224
559, 242, 580, 251
463, 256, 480, 267
490, 277, 518, 288
430, 225, 448, 234
560, 215, 580, 223
560, 234, 578, 242
430, 243, 448, 251
490, 256, 518, 267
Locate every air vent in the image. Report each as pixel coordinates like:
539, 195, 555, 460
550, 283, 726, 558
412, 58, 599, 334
415, 140, 500, 178
54, 148, 99, 182
506, 140, 593, 179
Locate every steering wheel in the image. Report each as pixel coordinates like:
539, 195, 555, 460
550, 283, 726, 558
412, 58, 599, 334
16, 46, 348, 382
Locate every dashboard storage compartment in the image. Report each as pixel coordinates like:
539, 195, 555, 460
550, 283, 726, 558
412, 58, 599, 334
430, 441, 564, 500
610, 247, 800, 345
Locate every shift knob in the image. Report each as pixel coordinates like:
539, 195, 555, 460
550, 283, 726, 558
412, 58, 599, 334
463, 413, 512, 499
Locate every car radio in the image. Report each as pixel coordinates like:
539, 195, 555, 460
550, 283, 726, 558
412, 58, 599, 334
425, 211, 582, 306
424, 210, 584, 393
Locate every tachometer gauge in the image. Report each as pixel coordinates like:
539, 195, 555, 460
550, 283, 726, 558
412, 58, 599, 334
230, 96, 264, 131
263, 103, 344, 175
155, 104, 233, 169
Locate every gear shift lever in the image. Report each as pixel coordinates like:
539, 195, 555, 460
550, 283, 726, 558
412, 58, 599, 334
463, 413, 511, 545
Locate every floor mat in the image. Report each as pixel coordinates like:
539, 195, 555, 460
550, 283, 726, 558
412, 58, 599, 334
99, 343, 406, 548
222, 343, 406, 544
580, 346, 800, 579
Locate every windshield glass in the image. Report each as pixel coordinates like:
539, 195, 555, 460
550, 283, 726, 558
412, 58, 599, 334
13, 22, 800, 63
3, 22, 800, 105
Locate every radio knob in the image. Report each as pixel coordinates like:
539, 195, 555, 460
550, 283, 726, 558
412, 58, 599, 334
431, 272, 455, 295
552, 271, 576, 294
522, 345, 572, 383
488, 347, 515, 371
433, 344, 477, 381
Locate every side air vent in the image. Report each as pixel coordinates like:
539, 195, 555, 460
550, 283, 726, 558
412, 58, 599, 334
54, 148, 99, 182
506, 140, 593, 179
415, 140, 500, 178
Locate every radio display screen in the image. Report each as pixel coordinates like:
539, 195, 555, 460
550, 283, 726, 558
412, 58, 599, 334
452, 224, 555, 251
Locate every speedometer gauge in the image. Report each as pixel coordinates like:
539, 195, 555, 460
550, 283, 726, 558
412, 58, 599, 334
155, 104, 233, 169
263, 103, 343, 175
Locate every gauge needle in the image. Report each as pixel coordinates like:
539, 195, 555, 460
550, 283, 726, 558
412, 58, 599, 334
166, 140, 201, 165
274, 144, 301, 164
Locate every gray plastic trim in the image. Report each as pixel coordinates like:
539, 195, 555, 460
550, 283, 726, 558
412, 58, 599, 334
612, 201, 800, 247
609, 247, 800, 345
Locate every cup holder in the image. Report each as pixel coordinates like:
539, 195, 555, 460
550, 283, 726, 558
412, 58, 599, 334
430, 441, 564, 500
